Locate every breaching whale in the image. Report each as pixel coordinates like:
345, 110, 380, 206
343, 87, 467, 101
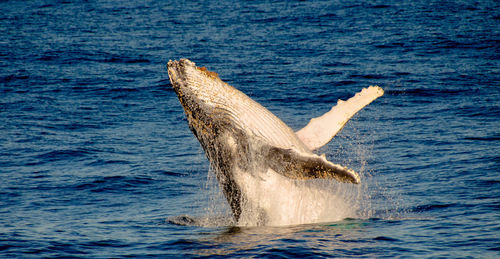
167, 59, 383, 225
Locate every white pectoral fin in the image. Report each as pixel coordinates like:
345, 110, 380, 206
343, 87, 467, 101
296, 86, 384, 150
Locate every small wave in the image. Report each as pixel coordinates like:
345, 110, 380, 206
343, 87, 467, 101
105, 57, 151, 64
109, 87, 139, 93
74, 175, 156, 193
80, 239, 128, 248
456, 105, 500, 119
463, 136, 500, 141
410, 203, 459, 213
393, 71, 412, 76
373, 236, 399, 242
476, 179, 500, 188
86, 159, 131, 166
375, 42, 406, 49
167, 215, 234, 227
349, 74, 388, 80
321, 61, 353, 67
35, 149, 93, 162
372, 4, 391, 9
167, 215, 197, 226
333, 80, 357, 86
0, 74, 30, 83
385, 88, 466, 97
151, 170, 188, 177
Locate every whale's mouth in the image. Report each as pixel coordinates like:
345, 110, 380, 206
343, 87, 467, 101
167, 59, 220, 91
167, 59, 208, 113
167, 59, 229, 112
167, 59, 190, 92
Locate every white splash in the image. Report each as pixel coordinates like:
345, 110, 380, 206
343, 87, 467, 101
235, 168, 359, 226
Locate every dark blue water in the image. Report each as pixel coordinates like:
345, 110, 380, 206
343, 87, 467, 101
1, 0, 499, 257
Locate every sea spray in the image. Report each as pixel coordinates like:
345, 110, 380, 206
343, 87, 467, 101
181, 115, 405, 227
196, 134, 372, 227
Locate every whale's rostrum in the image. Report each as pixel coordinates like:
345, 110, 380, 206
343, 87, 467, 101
167, 59, 383, 225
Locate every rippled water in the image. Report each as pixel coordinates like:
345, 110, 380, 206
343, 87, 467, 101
1, 0, 499, 257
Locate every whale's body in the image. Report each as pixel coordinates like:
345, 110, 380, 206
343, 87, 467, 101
167, 59, 383, 225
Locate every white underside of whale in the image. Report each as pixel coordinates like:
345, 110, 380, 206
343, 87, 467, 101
234, 167, 354, 226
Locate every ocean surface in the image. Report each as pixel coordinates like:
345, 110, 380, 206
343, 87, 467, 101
1, 0, 499, 257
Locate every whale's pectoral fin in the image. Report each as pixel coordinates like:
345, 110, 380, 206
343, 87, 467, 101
264, 146, 360, 184
296, 86, 384, 151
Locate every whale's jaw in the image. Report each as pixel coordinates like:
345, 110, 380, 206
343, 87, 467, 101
167, 59, 366, 224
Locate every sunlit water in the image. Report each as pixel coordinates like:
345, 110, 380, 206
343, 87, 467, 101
1, 0, 499, 257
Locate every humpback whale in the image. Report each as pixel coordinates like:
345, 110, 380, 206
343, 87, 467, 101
167, 59, 383, 225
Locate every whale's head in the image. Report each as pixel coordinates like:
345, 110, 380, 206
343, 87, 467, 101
168, 59, 222, 139
168, 59, 230, 117
167, 59, 246, 139
168, 59, 249, 218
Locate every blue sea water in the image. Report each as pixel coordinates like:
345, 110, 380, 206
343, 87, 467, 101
1, 0, 499, 257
